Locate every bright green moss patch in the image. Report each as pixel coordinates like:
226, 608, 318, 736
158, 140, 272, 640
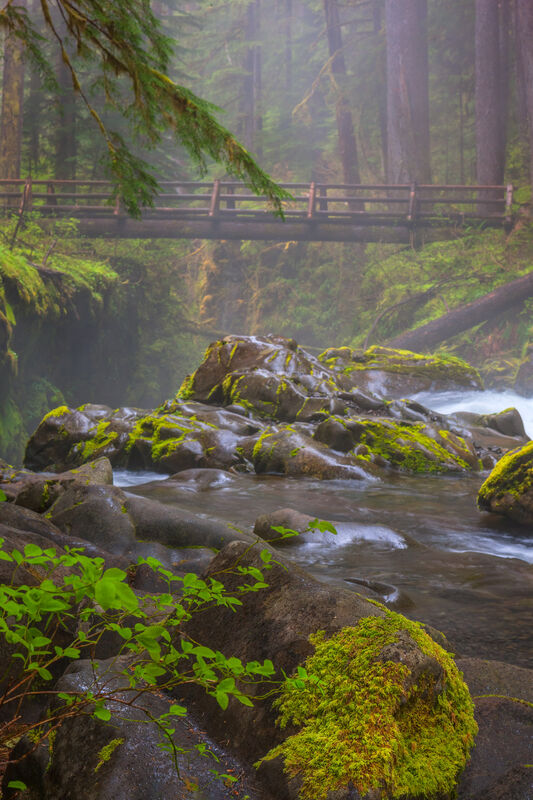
353, 418, 472, 473
126, 413, 207, 463
261, 611, 477, 800
94, 738, 124, 772
478, 440, 533, 509
42, 405, 70, 423
0, 242, 118, 318
319, 345, 483, 388
79, 421, 118, 461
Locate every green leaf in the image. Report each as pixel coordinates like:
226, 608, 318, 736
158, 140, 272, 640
217, 677, 235, 693
168, 704, 187, 717
24, 543, 44, 558
94, 578, 116, 610
93, 706, 111, 721
8, 781, 27, 790
215, 692, 229, 710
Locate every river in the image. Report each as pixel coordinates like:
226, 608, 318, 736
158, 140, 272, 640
114, 390, 533, 669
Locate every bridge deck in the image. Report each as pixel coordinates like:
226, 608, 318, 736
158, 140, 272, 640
0, 179, 514, 243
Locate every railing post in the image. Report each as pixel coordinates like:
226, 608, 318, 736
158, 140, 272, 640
505, 183, 513, 228
407, 182, 417, 224
226, 184, 235, 210
209, 179, 221, 218
47, 181, 57, 207
307, 181, 316, 219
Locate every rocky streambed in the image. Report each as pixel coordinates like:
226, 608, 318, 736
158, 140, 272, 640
1, 335, 532, 800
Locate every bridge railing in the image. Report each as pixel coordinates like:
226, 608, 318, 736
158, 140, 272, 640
0, 178, 514, 228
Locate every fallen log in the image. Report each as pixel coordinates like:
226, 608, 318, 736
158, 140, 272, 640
387, 270, 533, 352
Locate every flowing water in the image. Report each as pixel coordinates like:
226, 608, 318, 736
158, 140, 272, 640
114, 390, 533, 669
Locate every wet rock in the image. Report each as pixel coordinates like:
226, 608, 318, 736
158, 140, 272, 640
253, 508, 317, 543
456, 696, 533, 800
479, 408, 528, 439
123, 492, 255, 549
251, 425, 375, 480
48, 483, 137, 554
24, 405, 146, 472
320, 344, 483, 398
315, 415, 480, 473
477, 440, 533, 526
3, 658, 266, 800
180, 541, 476, 800
457, 657, 533, 703
452, 410, 529, 453
0, 457, 113, 512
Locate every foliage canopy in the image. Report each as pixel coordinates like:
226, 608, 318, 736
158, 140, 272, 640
0, 0, 289, 215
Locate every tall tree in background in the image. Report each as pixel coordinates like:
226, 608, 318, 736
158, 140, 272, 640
385, 0, 430, 184
475, 0, 506, 191
240, 0, 262, 156
323, 0, 361, 185
0, 26, 25, 180
515, 0, 533, 192
54, 28, 76, 180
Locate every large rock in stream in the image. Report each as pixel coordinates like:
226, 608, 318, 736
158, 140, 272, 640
23, 335, 499, 479
179, 541, 478, 800
478, 440, 533, 526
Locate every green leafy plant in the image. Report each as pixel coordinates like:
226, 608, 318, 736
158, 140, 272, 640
0, 539, 275, 783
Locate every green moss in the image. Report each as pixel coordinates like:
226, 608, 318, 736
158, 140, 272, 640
478, 440, 533, 508
352, 419, 471, 473
176, 373, 195, 401
79, 421, 119, 462
94, 737, 124, 772
126, 412, 207, 463
260, 611, 477, 800
42, 405, 70, 423
321, 345, 483, 388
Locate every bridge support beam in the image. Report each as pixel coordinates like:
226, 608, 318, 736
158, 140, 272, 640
52, 217, 483, 245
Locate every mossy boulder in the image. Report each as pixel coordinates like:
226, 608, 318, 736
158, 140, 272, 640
24, 402, 260, 475
173, 334, 339, 420
24, 404, 141, 472
314, 415, 480, 473
251, 425, 377, 480
0, 457, 113, 513
181, 541, 477, 800
477, 441, 533, 526
320, 345, 483, 398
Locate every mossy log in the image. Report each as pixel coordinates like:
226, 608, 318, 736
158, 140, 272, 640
387, 269, 533, 352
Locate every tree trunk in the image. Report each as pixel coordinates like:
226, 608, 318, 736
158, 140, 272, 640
55, 47, 77, 180
241, 0, 261, 154
515, 0, 533, 193
475, 0, 505, 213
387, 271, 533, 353
0, 28, 25, 182
373, 0, 388, 179
323, 0, 361, 186
385, 0, 430, 184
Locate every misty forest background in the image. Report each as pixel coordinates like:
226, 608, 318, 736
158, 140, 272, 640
1, 0, 533, 463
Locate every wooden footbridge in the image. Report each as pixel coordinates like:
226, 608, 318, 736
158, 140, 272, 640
1, 178, 514, 244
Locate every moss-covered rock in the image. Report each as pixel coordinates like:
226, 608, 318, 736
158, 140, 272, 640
320, 345, 483, 398
251, 425, 377, 480
477, 441, 533, 526
261, 612, 477, 800
181, 541, 477, 800
314, 415, 480, 473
